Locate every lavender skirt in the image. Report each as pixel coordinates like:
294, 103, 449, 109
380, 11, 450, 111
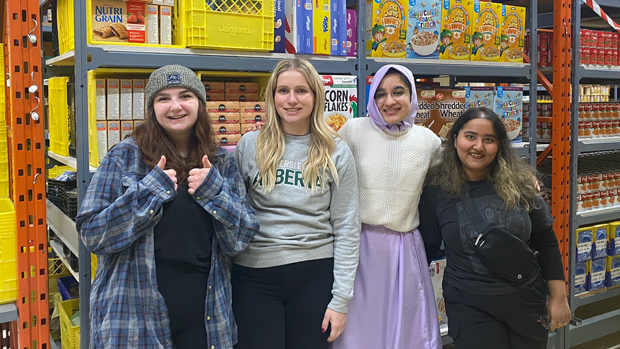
331, 224, 441, 349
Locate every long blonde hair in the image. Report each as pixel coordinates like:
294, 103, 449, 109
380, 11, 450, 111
256, 58, 338, 192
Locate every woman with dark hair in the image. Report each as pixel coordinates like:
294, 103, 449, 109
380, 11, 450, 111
331, 64, 442, 349
76, 65, 259, 349
419, 107, 571, 349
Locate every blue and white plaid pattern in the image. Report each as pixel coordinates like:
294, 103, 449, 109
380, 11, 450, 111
76, 137, 259, 349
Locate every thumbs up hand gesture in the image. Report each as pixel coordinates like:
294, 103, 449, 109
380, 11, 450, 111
156, 155, 177, 191
188, 155, 211, 195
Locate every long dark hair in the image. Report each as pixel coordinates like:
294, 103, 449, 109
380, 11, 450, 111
426, 107, 539, 210
133, 97, 216, 184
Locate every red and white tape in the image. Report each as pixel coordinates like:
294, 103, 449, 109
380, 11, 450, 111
583, 0, 620, 33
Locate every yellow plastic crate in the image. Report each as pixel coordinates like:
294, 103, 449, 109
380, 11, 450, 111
58, 0, 186, 55
49, 77, 70, 156
182, 0, 274, 51
0, 198, 16, 304
48, 165, 76, 179
59, 298, 80, 349
49, 258, 72, 309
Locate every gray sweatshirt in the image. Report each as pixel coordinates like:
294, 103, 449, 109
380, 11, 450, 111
233, 130, 360, 313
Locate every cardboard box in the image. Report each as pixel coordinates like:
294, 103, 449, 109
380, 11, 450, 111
321, 75, 358, 132
576, 226, 594, 263
120, 79, 133, 120
215, 134, 241, 146
213, 123, 241, 135
203, 81, 225, 93
331, 0, 347, 56
313, 0, 331, 55
210, 112, 240, 124
134, 120, 145, 128
152, 0, 163, 4
96, 78, 106, 120
146, 4, 159, 44
346, 9, 357, 57
97, 121, 107, 163
92, 1, 148, 44
285, 0, 303, 53
225, 93, 260, 102
121, 121, 133, 139
272, 0, 286, 53
429, 258, 448, 334
240, 102, 266, 113
416, 88, 466, 137
160, 6, 172, 45
470, 2, 502, 62
107, 79, 120, 120
163, 0, 174, 6
406, 0, 441, 59
440, 0, 472, 60
206, 93, 226, 102
225, 82, 260, 94
107, 121, 121, 148
499, 5, 525, 63
207, 101, 240, 113
366, 0, 408, 58
493, 86, 523, 141
132, 79, 145, 119
240, 112, 267, 124
465, 86, 494, 109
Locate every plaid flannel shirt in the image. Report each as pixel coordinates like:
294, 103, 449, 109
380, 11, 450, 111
76, 137, 259, 349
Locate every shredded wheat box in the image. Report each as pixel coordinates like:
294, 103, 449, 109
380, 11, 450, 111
97, 121, 108, 163
106, 79, 120, 120
96, 78, 106, 120
132, 79, 145, 119
120, 79, 133, 120
416, 88, 466, 138
367, 0, 408, 58
313, 0, 331, 55
92, 1, 148, 44
406, 0, 441, 59
321, 75, 358, 132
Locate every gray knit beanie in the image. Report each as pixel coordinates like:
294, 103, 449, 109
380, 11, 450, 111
145, 65, 206, 108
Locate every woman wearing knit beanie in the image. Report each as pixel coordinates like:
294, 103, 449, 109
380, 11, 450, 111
331, 65, 442, 349
76, 65, 259, 349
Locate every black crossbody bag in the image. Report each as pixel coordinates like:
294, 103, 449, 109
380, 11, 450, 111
460, 190, 540, 284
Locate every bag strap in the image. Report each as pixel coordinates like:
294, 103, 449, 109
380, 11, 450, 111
459, 190, 488, 233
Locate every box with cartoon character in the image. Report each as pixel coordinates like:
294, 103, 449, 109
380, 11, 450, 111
440, 0, 472, 60
499, 5, 525, 63
493, 86, 523, 141
470, 1, 502, 61
406, 0, 441, 59
321, 75, 358, 132
366, 0, 408, 58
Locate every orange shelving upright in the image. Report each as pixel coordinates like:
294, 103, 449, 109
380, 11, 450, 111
4, 0, 49, 348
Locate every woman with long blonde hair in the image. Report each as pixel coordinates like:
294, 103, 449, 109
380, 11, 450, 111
233, 58, 360, 349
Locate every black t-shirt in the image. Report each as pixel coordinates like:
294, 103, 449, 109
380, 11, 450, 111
419, 180, 565, 295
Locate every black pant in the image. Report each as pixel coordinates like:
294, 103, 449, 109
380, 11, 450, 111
232, 258, 334, 349
444, 277, 549, 349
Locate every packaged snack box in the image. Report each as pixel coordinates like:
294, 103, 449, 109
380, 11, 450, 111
605, 255, 620, 287
366, 0, 408, 58
331, 0, 347, 56
92, 1, 148, 44
590, 258, 606, 291
321, 75, 358, 132
406, 0, 441, 59
465, 87, 494, 109
215, 134, 241, 146
470, 2, 502, 61
576, 226, 594, 263
575, 261, 589, 294
499, 5, 525, 63
313, 0, 331, 55
493, 86, 522, 141
346, 9, 358, 57
429, 258, 448, 335
593, 223, 609, 259
608, 221, 620, 256
416, 88, 466, 138
272, 0, 286, 53
440, 0, 472, 60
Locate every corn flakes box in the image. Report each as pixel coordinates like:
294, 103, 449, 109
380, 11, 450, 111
470, 1, 502, 62
321, 75, 358, 132
314, 0, 331, 55
406, 0, 441, 59
499, 5, 525, 63
493, 86, 523, 141
440, 0, 471, 60
366, 0, 408, 58
416, 88, 466, 138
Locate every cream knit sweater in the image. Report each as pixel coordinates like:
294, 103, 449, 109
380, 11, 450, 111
338, 117, 441, 232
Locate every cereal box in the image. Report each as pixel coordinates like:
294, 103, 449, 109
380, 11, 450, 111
406, 0, 441, 59
120, 79, 133, 120
107, 79, 120, 120
493, 86, 523, 141
96, 121, 107, 163
331, 0, 347, 56
429, 258, 448, 335
159, 6, 172, 45
121, 121, 133, 139
107, 121, 121, 148
465, 87, 494, 109
272, 0, 286, 53
95, 78, 106, 121
366, 0, 408, 58
92, 1, 148, 44
285, 0, 313, 54
470, 2, 502, 62
346, 9, 357, 57
132, 79, 145, 120
499, 5, 525, 63
314, 0, 331, 55
321, 75, 358, 132
440, 0, 471, 60
416, 88, 466, 138
146, 4, 158, 44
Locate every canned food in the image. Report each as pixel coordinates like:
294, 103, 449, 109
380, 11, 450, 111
597, 49, 606, 65
584, 121, 593, 138
613, 32, 619, 49
592, 191, 601, 210
539, 48, 549, 68
589, 48, 598, 65
601, 190, 608, 208
581, 47, 591, 65
606, 49, 614, 66
597, 31, 606, 48
585, 103, 593, 120
539, 33, 548, 49
615, 50, 619, 66
613, 120, 620, 136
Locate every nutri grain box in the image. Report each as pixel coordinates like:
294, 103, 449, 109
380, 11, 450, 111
499, 5, 525, 63
272, 0, 286, 53
366, 0, 408, 58
440, 0, 472, 60
493, 86, 523, 140
314, 0, 331, 55
470, 2, 502, 62
321, 75, 358, 132
331, 0, 347, 56
416, 88, 466, 138
92, 1, 148, 44
406, 0, 441, 59
346, 9, 357, 57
